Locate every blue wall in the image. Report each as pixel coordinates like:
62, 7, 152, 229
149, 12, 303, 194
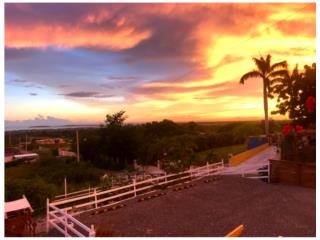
247, 136, 268, 150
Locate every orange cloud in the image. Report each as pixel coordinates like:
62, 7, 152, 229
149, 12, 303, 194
5, 24, 152, 49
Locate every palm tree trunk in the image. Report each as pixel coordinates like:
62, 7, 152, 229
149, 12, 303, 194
263, 78, 269, 138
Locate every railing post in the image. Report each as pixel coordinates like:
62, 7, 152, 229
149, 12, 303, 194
64, 210, 68, 237
267, 161, 270, 183
94, 188, 98, 209
64, 177, 67, 198
189, 166, 192, 179
206, 162, 209, 176
46, 198, 50, 233
133, 179, 137, 197
90, 224, 96, 237
165, 172, 167, 183
221, 159, 224, 170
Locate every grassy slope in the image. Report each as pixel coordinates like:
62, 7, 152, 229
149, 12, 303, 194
195, 144, 247, 163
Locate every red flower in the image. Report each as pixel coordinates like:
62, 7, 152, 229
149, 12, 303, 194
306, 96, 316, 112
282, 124, 293, 135
295, 125, 303, 132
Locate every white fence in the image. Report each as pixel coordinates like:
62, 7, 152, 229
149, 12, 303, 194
48, 161, 224, 218
46, 200, 95, 237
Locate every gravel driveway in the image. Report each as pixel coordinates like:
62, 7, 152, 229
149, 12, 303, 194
77, 175, 315, 237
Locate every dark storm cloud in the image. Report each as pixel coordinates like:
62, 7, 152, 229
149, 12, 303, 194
108, 76, 139, 81
62, 91, 113, 98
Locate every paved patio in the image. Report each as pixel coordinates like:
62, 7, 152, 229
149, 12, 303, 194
77, 175, 315, 237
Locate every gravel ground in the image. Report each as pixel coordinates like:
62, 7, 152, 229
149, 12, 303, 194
76, 176, 315, 237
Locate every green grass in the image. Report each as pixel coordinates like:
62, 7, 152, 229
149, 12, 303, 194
5, 154, 104, 214
195, 144, 247, 164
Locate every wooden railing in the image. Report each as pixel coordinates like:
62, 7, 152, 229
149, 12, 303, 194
47, 201, 95, 237
49, 161, 224, 216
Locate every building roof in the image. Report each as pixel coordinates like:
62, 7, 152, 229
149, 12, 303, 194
5, 195, 33, 216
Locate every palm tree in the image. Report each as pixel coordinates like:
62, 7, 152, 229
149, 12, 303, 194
240, 54, 287, 137
271, 65, 300, 119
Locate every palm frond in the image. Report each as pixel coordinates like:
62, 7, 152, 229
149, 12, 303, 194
270, 61, 288, 72
239, 71, 262, 84
270, 77, 285, 85
266, 54, 272, 72
252, 57, 267, 73
268, 69, 288, 78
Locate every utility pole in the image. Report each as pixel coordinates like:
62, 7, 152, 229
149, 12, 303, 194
76, 130, 80, 163
64, 177, 67, 197
25, 135, 28, 152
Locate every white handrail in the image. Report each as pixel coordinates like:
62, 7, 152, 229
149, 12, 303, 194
50, 161, 224, 215
48, 211, 85, 237
54, 161, 223, 201
48, 204, 95, 237
49, 204, 92, 233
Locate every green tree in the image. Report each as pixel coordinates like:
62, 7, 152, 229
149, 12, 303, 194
271, 63, 316, 126
240, 54, 287, 137
105, 110, 127, 128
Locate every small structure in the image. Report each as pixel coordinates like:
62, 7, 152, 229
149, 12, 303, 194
58, 148, 76, 157
5, 195, 36, 237
6, 153, 39, 166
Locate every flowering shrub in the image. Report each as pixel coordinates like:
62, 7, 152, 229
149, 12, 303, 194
282, 124, 293, 135
295, 125, 303, 132
280, 123, 316, 162
282, 124, 303, 136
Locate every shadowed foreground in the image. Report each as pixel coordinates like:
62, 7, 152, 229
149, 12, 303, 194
76, 176, 315, 237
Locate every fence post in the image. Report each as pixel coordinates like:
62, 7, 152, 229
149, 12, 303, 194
165, 172, 167, 183
46, 198, 50, 233
189, 166, 192, 179
64, 177, 67, 198
64, 210, 68, 237
133, 179, 137, 197
90, 224, 96, 237
94, 188, 98, 209
206, 162, 209, 176
267, 161, 270, 183
221, 159, 224, 170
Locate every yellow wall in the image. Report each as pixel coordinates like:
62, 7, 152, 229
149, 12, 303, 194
229, 143, 269, 166
225, 224, 244, 237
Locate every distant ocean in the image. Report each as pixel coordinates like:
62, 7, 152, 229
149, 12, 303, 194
5, 124, 101, 132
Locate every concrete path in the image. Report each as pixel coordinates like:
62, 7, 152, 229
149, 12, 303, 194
220, 146, 280, 175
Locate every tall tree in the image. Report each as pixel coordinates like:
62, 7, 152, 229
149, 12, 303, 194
239, 54, 287, 136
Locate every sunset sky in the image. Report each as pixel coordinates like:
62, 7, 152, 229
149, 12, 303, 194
5, 3, 316, 127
